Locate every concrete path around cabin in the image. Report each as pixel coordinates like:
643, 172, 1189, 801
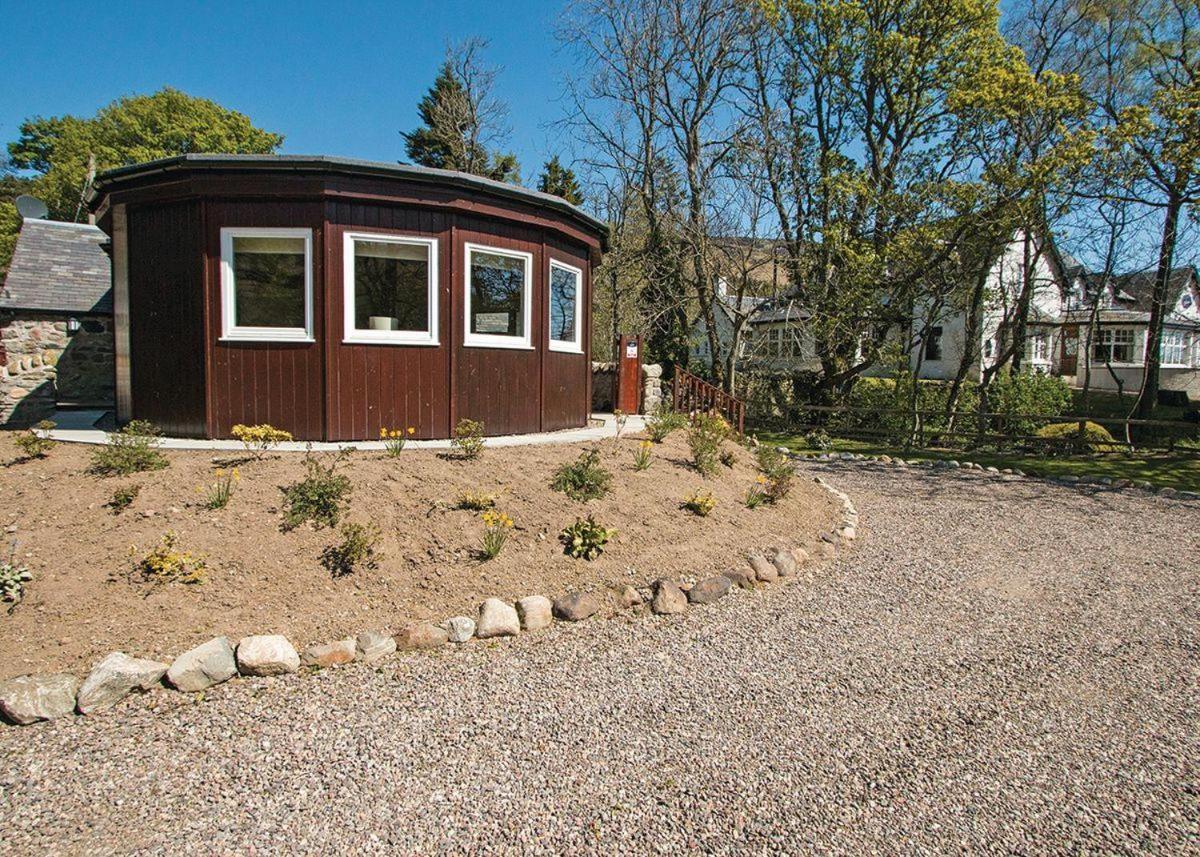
2, 463, 1197, 854
42, 410, 644, 450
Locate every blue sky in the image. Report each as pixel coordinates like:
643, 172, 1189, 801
0, 0, 577, 184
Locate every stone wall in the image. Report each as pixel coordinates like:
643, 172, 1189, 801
1, 312, 115, 427
590, 362, 665, 414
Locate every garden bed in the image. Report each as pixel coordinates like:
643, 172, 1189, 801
0, 428, 839, 680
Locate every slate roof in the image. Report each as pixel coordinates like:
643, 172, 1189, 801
1, 219, 112, 314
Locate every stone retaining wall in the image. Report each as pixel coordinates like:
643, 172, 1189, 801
591, 362, 665, 414
0, 312, 114, 427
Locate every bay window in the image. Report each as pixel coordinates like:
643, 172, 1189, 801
220, 228, 312, 341
464, 244, 533, 349
548, 260, 583, 352
342, 233, 438, 345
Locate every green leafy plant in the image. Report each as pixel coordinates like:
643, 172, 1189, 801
135, 531, 206, 585
755, 445, 794, 503
645, 405, 688, 443
1036, 421, 1120, 454
687, 410, 731, 476
632, 439, 653, 471
89, 420, 168, 476
200, 467, 239, 510
231, 423, 293, 460
560, 515, 616, 560
380, 426, 416, 456
280, 449, 352, 530
321, 522, 381, 577
13, 420, 56, 459
552, 447, 613, 501
719, 449, 736, 468
745, 475, 769, 509
479, 509, 514, 559
682, 489, 717, 517
803, 429, 833, 451
451, 418, 485, 460
1, 546, 32, 606
108, 484, 140, 514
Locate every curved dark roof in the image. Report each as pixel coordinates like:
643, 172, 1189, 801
1, 219, 112, 314
89, 154, 608, 246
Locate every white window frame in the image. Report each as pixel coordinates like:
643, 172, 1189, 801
220, 227, 313, 343
1092, 327, 1139, 366
342, 232, 439, 346
463, 243, 534, 350
547, 259, 584, 354
1161, 329, 1188, 368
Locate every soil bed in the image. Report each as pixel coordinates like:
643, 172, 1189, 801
0, 429, 837, 679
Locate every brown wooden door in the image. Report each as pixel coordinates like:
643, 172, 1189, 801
615, 334, 642, 413
1060, 324, 1079, 376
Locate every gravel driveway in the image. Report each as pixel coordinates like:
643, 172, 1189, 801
2, 464, 1197, 854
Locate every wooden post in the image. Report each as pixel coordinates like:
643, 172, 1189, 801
615, 334, 643, 413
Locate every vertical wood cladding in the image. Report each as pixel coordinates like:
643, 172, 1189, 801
126, 201, 207, 436
109, 168, 602, 440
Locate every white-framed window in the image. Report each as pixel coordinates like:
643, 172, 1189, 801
464, 243, 533, 349
548, 259, 583, 353
220, 228, 313, 342
1092, 327, 1137, 365
1162, 329, 1189, 367
342, 232, 439, 345
1025, 330, 1050, 363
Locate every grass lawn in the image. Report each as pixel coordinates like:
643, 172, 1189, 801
755, 430, 1200, 492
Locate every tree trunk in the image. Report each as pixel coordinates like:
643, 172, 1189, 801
1135, 191, 1183, 419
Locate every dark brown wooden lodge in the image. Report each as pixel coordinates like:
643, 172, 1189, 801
88, 155, 607, 441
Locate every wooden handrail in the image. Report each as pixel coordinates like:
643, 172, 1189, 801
672, 365, 746, 434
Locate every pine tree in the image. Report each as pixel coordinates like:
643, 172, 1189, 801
401, 41, 519, 184
538, 156, 584, 205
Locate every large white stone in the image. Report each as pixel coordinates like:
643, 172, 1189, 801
356, 630, 397, 663
476, 598, 520, 638
77, 652, 167, 715
166, 637, 237, 692
235, 635, 300, 677
516, 595, 553, 630
0, 674, 79, 725
443, 616, 476, 643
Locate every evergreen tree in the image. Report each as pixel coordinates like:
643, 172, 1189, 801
537, 156, 584, 205
402, 40, 519, 183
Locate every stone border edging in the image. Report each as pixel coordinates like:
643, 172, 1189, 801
0, 474, 859, 728
796, 450, 1199, 502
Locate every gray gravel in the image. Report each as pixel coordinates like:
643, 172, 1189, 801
2, 464, 1197, 854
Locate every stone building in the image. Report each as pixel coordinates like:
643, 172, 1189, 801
1, 218, 114, 426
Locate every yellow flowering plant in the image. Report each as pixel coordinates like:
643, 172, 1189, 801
683, 489, 717, 517
381, 426, 416, 456
745, 474, 768, 509
200, 467, 240, 510
632, 439, 653, 471
479, 509, 514, 559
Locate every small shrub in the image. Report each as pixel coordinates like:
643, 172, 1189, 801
479, 509, 514, 559
688, 411, 731, 476
803, 429, 833, 451
682, 489, 717, 517
108, 484, 140, 514
745, 475, 769, 509
231, 423, 293, 460
988, 371, 1072, 436
201, 467, 239, 510
90, 420, 168, 476
13, 420, 56, 459
645, 405, 688, 443
719, 449, 736, 468
552, 447, 612, 501
632, 439, 653, 471
452, 418, 485, 460
381, 426, 416, 456
560, 515, 616, 560
613, 408, 628, 441
135, 531, 205, 585
1, 547, 32, 605
457, 489, 499, 511
754, 445, 794, 503
1035, 421, 1119, 454
321, 522, 381, 577
280, 449, 352, 530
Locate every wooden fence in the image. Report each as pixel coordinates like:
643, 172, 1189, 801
673, 366, 746, 434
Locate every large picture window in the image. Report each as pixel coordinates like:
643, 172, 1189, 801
464, 244, 533, 349
342, 233, 438, 345
1162, 329, 1190, 367
1092, 327, 1137, 365
220, 228, 312, 342
548, 260, 582, 352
